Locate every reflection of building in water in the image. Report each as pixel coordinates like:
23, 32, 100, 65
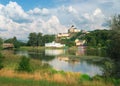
45, 49, 65, 56
57, 56, 80, 65
76, 46, 85, 56
58, 56, 69, 61
69, 59, 80, 65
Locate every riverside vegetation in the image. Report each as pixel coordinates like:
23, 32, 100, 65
0, 50, 116, 86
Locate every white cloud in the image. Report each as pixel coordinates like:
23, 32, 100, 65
0, 0, 117, 40
0, 1, 67, 40
0, 1, 29, 23
93, 8, 102, 16
28, 8, 49, 15
67, 6, 77, 14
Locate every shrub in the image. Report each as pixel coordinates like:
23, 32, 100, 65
79, 74, 92, 81
93, 75, 103, 81
17, 56, 32, 72
0, 53, 4, 70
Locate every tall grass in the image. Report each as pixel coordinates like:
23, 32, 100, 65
0, 77, 68, 86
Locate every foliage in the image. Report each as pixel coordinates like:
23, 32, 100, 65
70, 32, 83, 41
107, 32, 120, 61
27, 32, 38, 47
79, 74, 91, 81
17, 56, 32, 72
102, 59, 114, 78
0, 53, 4, 69
0, 38, 3, 49
60, 38, 75, 47
106, 14, 120, 79
110, 15, 120, 31
37, 32, 43, 46
83, 30, 112, 47
4, 36, 24, 48
43, 34, 55, 46
27, 32, 55, 46
110, 16, 120, 62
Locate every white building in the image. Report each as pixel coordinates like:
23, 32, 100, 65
45, 41, 65, 48
57, 33, 70, 38
75, 39, 86, 46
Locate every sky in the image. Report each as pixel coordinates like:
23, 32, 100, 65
0, 0, 120, 40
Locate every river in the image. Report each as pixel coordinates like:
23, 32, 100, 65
14, 47, 106, 76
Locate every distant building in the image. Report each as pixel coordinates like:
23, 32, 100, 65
3, 43, 14, 49
56, 25, 80, 39
57, 33, 70, 39
75, 39, 86, 46
45, 41, 65, 48
68, 25, 80, 33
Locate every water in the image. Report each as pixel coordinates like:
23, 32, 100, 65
14, 47, 104, 76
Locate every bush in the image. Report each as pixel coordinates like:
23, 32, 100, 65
93, 75, 103, 81
0, 53, 4, 70
17, 56, 32, 72
79, 74, 92, 81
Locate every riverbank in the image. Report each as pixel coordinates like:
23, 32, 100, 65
19, 46, 68, 51
0, 50, 116, 86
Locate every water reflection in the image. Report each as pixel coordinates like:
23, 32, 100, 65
14, 47, 104, 76
49, 57, 102, 76
76, 46, 85, 56
45, 49, 65, 56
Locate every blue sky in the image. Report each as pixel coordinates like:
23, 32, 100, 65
0, 0, 120, 40
0, 0, 68, 10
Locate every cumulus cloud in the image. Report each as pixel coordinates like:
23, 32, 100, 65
0, 1, 67, 40
0, 0, 119, 40
28, 8, 49, 16
0, 1, 30, 23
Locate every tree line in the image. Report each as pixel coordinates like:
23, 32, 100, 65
0, 33, 55, 48
27, 32, 55, 47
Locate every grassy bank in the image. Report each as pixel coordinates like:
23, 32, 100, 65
19, 46, 45, 51
0, 76, 67, 86
19, 46, 66, 51
0, 76, 115, 86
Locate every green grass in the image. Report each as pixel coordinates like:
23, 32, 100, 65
19, 46, 45, 52
0, 76, 115, 86
0, 77, 68, 86
19, 46, 65, 51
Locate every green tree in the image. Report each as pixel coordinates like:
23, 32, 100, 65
37, 32, 43, 46
27, 33, 56, 46
0, 53, 4, 70
84, 30, 112, 47
43, 34, 55, 45
13, 36, 20, 48
61, 38, 75, 47
108, 15, 120, 60
17, 56, 32, 72
0, 38, 3, 49
106, 15, 120, 78
27, 32, 37, 47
